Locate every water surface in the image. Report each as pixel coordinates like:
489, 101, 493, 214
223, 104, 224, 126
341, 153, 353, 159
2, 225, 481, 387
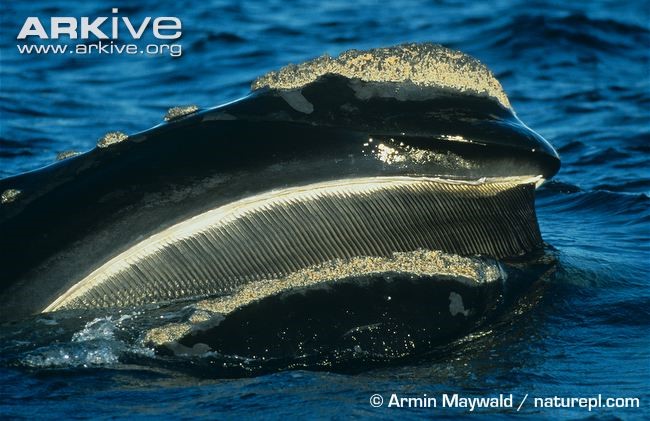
1, 0, 649, 418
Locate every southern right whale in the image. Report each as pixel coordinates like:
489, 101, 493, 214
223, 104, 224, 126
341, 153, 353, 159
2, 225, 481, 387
0, 43, 559, 358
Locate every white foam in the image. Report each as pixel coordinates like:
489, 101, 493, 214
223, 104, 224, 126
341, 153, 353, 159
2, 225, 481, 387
21, 315, 153, 368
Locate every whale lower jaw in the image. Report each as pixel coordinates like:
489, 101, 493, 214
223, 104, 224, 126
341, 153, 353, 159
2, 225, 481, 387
144, 248, 507, 352
44, 175, 544, 314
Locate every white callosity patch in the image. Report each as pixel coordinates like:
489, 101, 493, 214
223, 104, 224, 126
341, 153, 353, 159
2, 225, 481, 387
56, 150, 81, 161
449, 291, 471, 317
1, 188, 21, 204
164, 105, 199, 122
252, 43, 511, 110
97, 131, 128, 148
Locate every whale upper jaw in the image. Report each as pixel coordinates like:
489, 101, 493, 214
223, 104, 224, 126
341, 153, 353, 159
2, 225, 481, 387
205, 73, 560, 181
246, 42, 560, 180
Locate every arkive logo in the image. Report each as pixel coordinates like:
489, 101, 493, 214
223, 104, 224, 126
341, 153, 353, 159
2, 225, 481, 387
17, 8, 181, 40
16, 8, 183, 57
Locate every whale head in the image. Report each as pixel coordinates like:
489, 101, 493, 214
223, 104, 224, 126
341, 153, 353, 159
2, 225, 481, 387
0, 41, 560, 359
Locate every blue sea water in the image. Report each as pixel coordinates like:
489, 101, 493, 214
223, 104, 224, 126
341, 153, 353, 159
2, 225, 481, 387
1, 0, 649, 419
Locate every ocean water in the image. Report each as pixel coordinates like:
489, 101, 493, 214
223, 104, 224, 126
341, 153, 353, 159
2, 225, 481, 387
1, 0, 649, 419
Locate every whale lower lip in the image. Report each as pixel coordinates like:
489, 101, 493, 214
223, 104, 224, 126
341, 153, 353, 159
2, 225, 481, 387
148, 251, 510, 359
0, 43, 560, 321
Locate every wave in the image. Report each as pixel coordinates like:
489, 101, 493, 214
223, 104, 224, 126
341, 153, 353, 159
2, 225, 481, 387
20, 315, 154, 368
538, 181, 649, 221
485, 13, 649, 52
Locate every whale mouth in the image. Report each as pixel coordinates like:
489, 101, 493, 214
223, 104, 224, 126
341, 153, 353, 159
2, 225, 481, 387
0, 43, 560, 325
45, 175, 542, 314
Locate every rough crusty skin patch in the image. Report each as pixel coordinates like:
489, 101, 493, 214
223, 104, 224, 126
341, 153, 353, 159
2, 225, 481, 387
252, 43, 511, 109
